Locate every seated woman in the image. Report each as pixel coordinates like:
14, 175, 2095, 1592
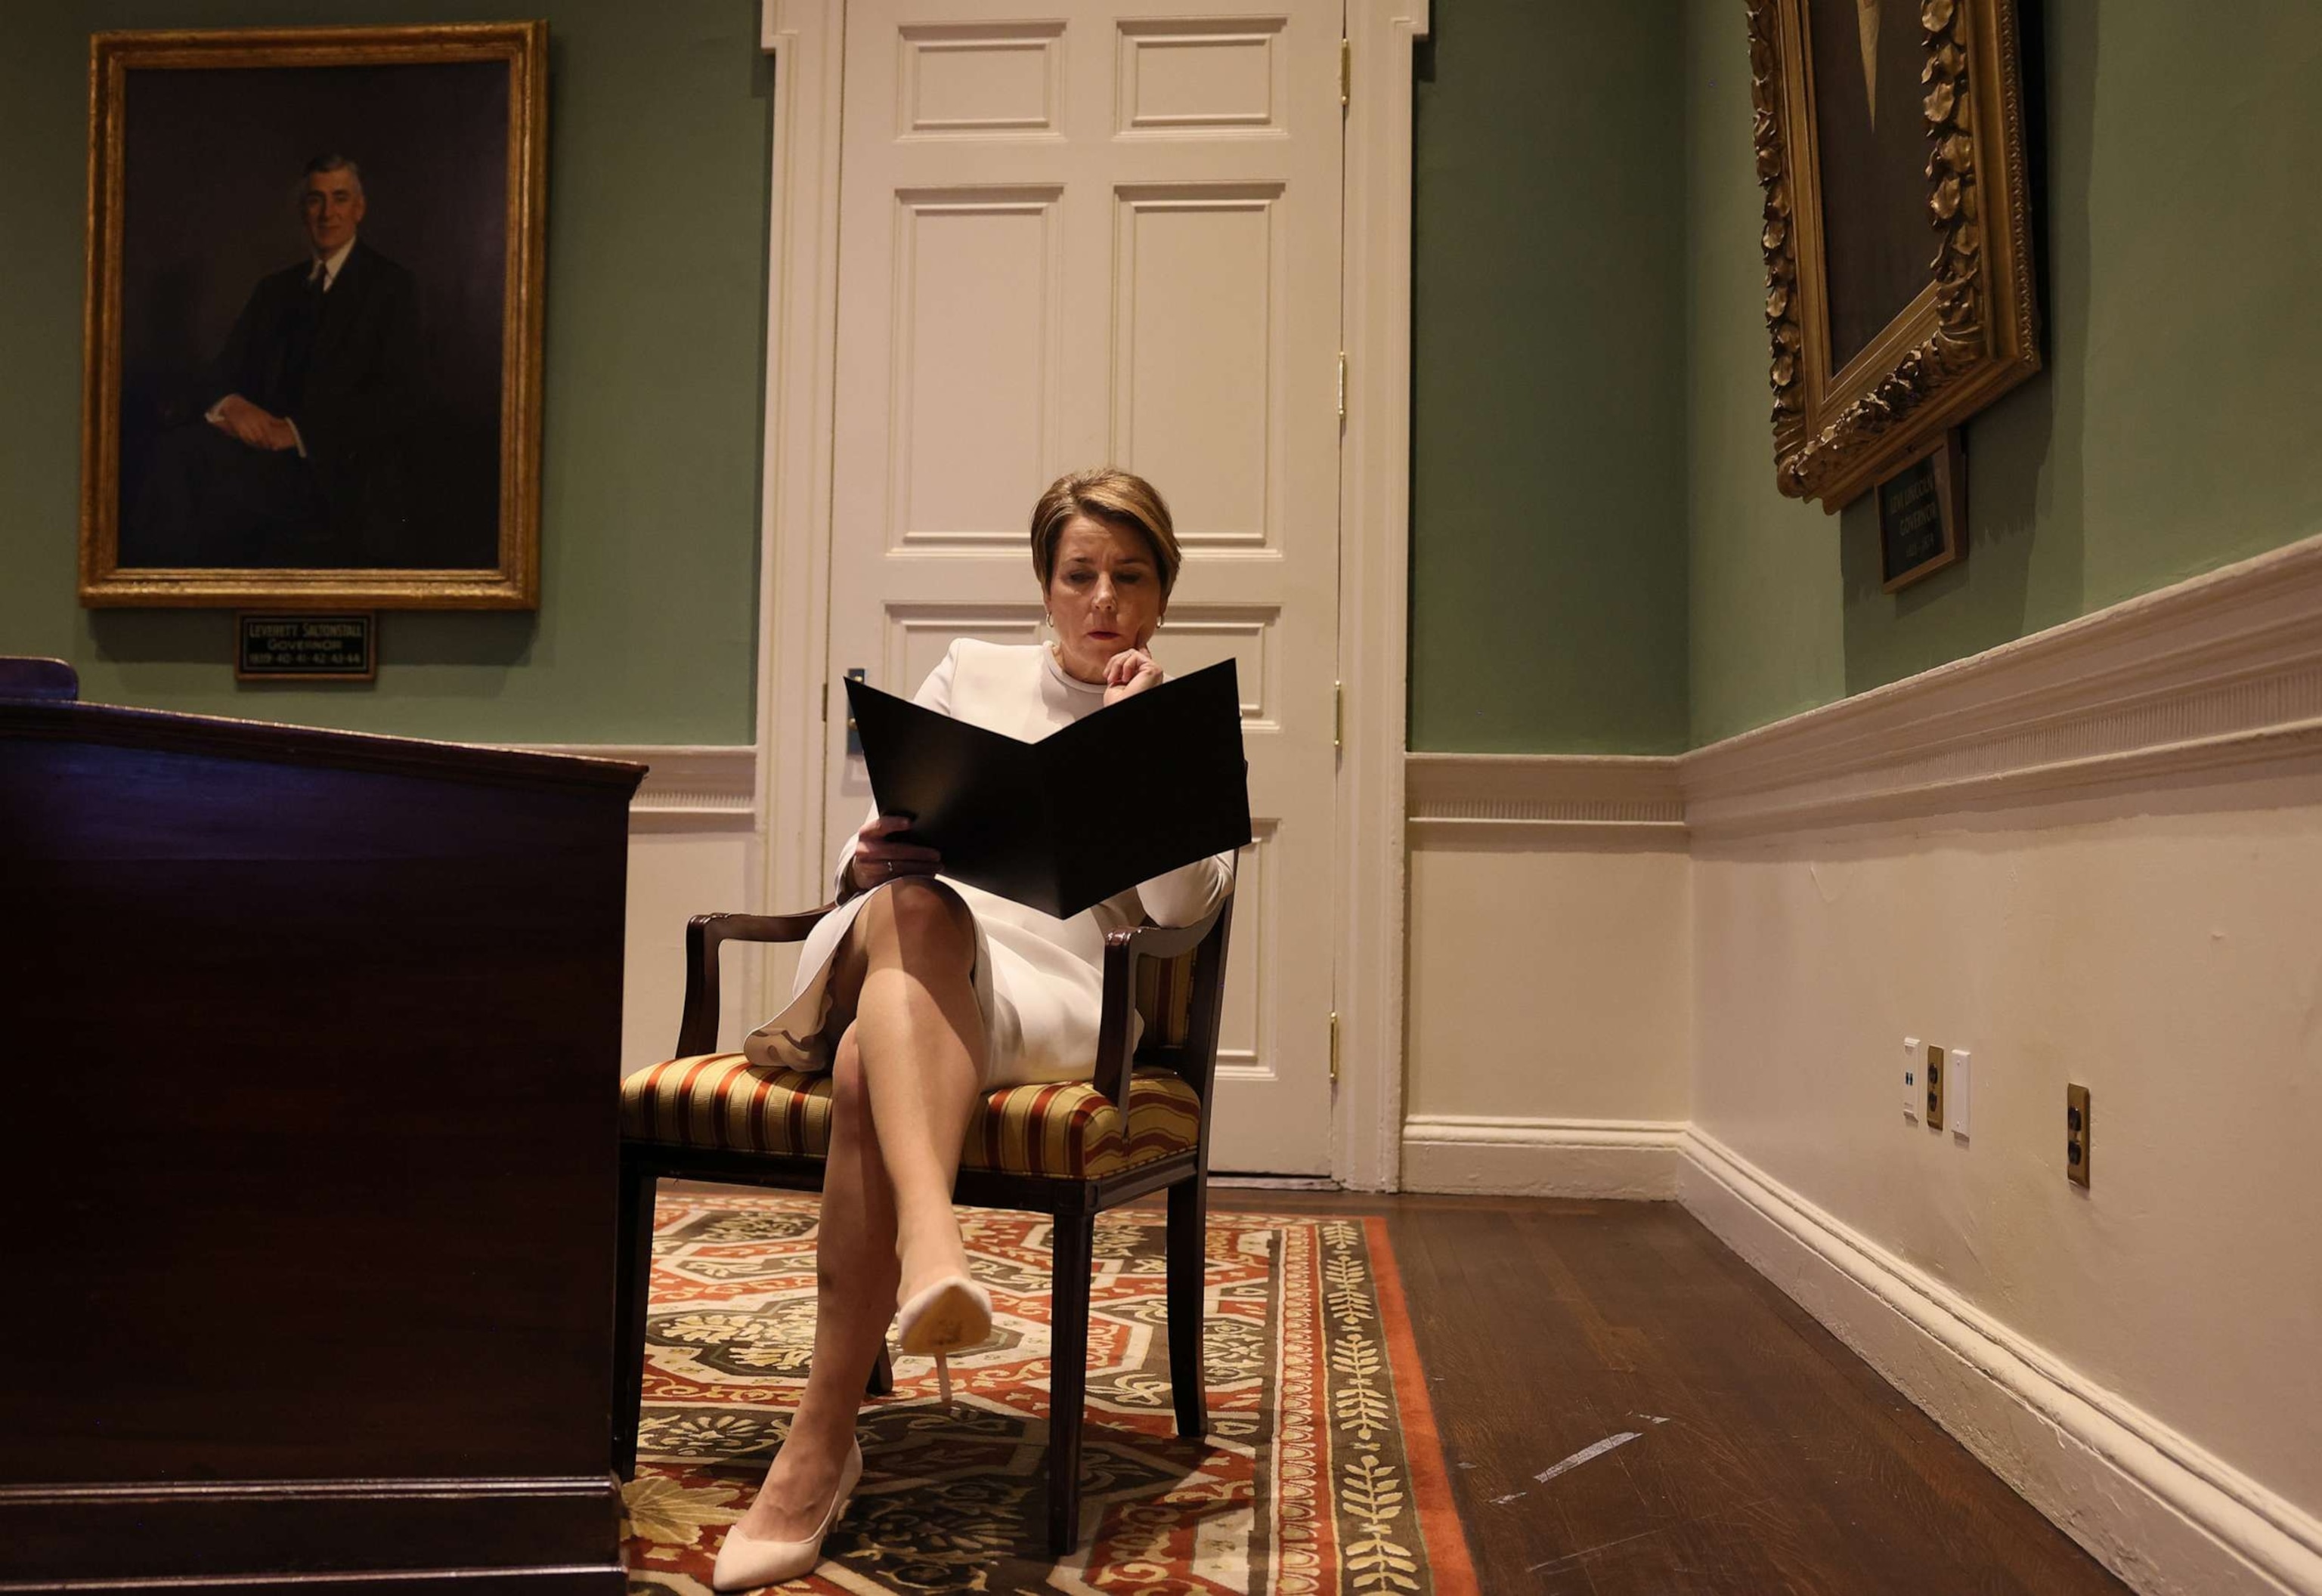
712, 467, 1236, 1590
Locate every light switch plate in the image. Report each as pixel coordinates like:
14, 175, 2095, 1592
1949, 1049, 1972, 1137
1902, 1037, 1921, 1118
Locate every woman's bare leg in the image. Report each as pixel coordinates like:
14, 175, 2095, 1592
728, 879, 986, 1539
732, 1028, 896, 1539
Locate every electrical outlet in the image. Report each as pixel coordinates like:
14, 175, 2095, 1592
1902, 1037, 1921, 1118
1924, 1044, 1946, 1130
2066, 1084, 2091, 1186
1948, 1050, 1972, 1137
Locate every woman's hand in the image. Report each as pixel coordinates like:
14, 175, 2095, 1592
1101, 647, 1164, 707
848, 813, 941, 892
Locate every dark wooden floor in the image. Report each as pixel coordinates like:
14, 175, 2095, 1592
1212, 1191, 2130, 1596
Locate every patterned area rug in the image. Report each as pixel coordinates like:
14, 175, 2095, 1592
621, 1193, 1474, 1594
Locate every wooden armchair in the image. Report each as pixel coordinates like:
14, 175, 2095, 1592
612, 885, 1234, 1554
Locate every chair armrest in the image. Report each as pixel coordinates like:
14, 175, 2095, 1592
675, 907, 836, 1058
1092, 899, 1231, 1109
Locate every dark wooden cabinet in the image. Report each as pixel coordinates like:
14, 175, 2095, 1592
0, 690, 643, 1591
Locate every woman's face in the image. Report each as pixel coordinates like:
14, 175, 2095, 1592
1045, 514, 1163, 682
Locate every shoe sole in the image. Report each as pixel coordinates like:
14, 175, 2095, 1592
897, 1281, 991, 1356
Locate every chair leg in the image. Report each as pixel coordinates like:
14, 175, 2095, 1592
1166, 1173, 1209, 1440
868, 1342, 893, 1397
611, 1148, 659, 1480
1047, 1211, 1096, 1557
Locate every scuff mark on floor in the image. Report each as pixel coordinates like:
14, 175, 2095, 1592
1525, 1526, 1658, 1574
1534, 1430, 1642, 1483
1489, 1491, 1528, 1505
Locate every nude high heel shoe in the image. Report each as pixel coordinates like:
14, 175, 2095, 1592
711, 1437, 862, 1591
895, 1274, 992, 1406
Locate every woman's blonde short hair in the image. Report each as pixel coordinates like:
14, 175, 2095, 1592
1029, 468, 1181, 599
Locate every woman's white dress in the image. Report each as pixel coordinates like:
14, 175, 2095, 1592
741, 639, 1237, 1088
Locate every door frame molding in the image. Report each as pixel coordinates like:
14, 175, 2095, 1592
749, 0, 1429, 1189
1333, 0, 1429, 1190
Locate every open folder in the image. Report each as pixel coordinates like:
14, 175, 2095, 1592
844, 660, 1252, 920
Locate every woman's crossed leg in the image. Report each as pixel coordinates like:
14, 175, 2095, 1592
732, 876, 986, 1542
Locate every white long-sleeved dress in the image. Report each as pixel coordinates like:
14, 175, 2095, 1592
741, 639, 1237, 1088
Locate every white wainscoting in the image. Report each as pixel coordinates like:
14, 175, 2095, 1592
1400, 531, 2322, 1596
1403, 753, 1692, 1174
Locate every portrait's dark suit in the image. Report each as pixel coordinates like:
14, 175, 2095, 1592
1810, 0, 1935, 373
131, 240, 422, 568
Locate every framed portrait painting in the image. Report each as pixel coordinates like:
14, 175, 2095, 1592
1748, 0, 2039, 509
78, 23, 546, 608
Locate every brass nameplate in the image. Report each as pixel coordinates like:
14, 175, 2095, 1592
237, 612, 376, 682
1878, 431, 1966, 592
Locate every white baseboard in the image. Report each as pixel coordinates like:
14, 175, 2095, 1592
1679, 1127, 2322, 1596
1400, 1115, 1684, 1199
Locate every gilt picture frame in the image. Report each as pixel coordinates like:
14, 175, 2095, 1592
1747, 0, 2039, 510
78, 23, 546, 609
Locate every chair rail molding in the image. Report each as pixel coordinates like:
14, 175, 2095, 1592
1680, 1129, 2322, 1596
516, 744, 757, 832
1681, 530, 2322, 837
1404, 530, 2322, 843
1406, 752, 1686, 837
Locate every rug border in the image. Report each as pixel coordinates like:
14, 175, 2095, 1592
1363, 1213, 1482, 1591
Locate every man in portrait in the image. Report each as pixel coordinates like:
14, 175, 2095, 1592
1808, 0, 1935, 374
131, 155, 422, 568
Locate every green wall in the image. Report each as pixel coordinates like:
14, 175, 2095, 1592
1407, 0, 1691, 754
0, 0, 770, 744
1686, 0, 2322, 744
1682, 0, 1843, 743
14, 3, 2315, 755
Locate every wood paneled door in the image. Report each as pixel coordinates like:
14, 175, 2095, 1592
820, 0, 1346, 1172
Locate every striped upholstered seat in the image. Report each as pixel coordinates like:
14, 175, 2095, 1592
621, 1054, 1203, 1180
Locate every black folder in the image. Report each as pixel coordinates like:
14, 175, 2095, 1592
844, 660, 1252, 919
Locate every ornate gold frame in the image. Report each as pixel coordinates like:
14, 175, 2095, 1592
78, 23, 547, 608
1748, 0, 2039, 509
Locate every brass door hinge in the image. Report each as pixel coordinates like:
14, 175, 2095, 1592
1330, 1011, 1341, 1086
1333, 680, 1344, 750
1339, 35, 1350, 111
1336, 351, 1347, 421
